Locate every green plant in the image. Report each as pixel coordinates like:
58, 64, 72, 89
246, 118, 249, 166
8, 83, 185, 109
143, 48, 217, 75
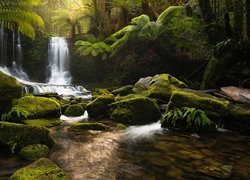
163, 107, 216, 133
1, 108, 31, 121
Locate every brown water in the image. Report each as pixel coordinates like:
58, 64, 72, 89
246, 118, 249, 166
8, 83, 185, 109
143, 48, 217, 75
1, 122, 250, 179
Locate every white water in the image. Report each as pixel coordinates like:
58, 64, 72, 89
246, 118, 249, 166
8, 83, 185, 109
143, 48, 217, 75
60, 111, 89, 123
123, 121, 163, 142
47, 37, 71, 85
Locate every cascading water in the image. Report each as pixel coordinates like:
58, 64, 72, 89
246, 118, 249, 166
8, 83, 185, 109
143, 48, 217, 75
47, 37, 71, 85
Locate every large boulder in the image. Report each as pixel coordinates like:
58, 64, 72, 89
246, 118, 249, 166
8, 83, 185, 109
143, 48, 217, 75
133, 74, 187, 102
166, 89, 230, 121
64, 104, 85, 117
0, 71, 22, 113
87, 94, 115, 118
19, 144, 49, 161
109, 95, 161, 125
10, 158, 68, 179
10, 95, 61, 120
0, 122, 54, 151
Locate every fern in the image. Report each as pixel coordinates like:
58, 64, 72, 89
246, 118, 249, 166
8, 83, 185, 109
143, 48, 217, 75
1, 108, 31, 121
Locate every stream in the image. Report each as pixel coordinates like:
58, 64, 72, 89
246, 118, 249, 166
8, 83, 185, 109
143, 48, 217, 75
1, 120, 250, 179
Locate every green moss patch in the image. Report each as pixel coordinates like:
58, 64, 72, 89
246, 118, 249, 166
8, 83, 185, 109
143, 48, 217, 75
23, 119, 62, 127
19, 144, 49, 161
111, 85, 133, 96
10, 158, 68, 179
70, 122, 108, 131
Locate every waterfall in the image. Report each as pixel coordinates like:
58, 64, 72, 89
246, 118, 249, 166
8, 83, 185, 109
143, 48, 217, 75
47, 37, 71, 85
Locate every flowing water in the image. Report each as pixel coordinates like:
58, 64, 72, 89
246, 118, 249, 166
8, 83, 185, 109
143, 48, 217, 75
0, 119, 250, 179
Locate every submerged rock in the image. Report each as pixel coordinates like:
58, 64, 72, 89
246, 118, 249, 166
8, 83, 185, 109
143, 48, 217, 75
10, 158, 68, 179
19, 144, 49, 161
10, 95, 61, 121
112, 85, 133, 96
133, 74, 187, 102
166, 89, 230, 121
0, 122, 54, 151
0, 71, 22, 113
87, 94, 115, 118
109, 95, 161, 125
70, 122, 108, 131
23, 118, 62, 127
64, 104, 85, 117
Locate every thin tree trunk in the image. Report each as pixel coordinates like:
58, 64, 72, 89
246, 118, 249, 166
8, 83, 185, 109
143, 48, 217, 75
246, 0, 250, 44
198, 0, 214, 24
234, 0, 243, 38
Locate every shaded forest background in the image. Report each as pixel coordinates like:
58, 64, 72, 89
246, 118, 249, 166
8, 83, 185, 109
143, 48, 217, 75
1, 0, 250, 89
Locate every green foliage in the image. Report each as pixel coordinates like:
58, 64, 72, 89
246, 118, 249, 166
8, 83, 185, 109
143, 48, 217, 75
163, 107, 216, 133
1, 108, 31, 121
0, 0, 44, 38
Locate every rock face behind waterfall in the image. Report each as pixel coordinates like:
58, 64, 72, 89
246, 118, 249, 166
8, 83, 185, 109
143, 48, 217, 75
0, 71, 22, 113
133, 74, 187, 102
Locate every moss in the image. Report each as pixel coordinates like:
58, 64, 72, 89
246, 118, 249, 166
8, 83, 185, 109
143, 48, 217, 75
64, 104, 85, 117
115, 94, 144, 101
111, 85, 133, 96
0, 71, 22, 113
133, 74, 187, 102
19, 144, 49, 161
10, 158, 68, 180
11, 96, 61, 120
109, 96, 161, 125
23, 119, 62, 127
92, 88, 111, 99
0, 122, 54, 151
167, 89, 230, 121
87, 94, 115, 118
116, 123, 127, 130
70, 122, 108, 131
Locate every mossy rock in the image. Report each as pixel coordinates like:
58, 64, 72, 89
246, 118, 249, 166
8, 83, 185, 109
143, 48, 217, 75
70, 122, 108, 131
133, 74, 187, 102
109, 95, 161, 125
87, 94, 115, 118
64, 104, 85, 117
111, 85, 133, 96
10, 96, 61, 120
166, 89, 230, 121
23, 118, 62, 127
10, 158, 68, 180
0, 71, 22, 113
116, 123, 127, 130
0, 122, 54, 151
115, 94, 144, 101
19, 144, 49, 161
92, 88, 112, 99
224, 104, 250, 135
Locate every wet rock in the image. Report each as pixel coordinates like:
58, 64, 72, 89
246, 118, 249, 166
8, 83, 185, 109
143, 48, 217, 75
19, 144, 49, 161
87, 94, 115, 118
10, 158, 68, 179
23, 118, 62, 127
133, 74, 187, 102
109, 95, 161, 125
0, 122, 54, 151
70, 122, 108, 131
166, 89, 230, 121
9, 95, 61, 121
111, 85, 133, 96
0, 71, 22, 113
116, 123, 127, 130
64, 104, 85, 117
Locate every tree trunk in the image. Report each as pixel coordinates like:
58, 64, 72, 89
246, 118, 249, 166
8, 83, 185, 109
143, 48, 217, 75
234, 0, 243, 38
224, 12, 232, 37
141, 0, 158, 20
198, 0, 214, 24
71, 23, 76, 39
246, 0, 250, 44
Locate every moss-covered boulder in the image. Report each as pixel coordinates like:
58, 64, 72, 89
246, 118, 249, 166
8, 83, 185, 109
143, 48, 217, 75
87, 94, 115, 118
109, 96, 161, 125
92, 88, 112, 99
0, 122, 54, 151
112, 85, 133, 96
224, 104, 250, 135
23, 118, 62, 127
10, 95, 61, 120
64, 104, 85, 117
19, 144, 49, 161
10, 158, 68, 179
70, 122, 108, 131
133, 74, 187, 102
116, 123, 127, 130
0, 71, 22, 113
166, 89, 230, 121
